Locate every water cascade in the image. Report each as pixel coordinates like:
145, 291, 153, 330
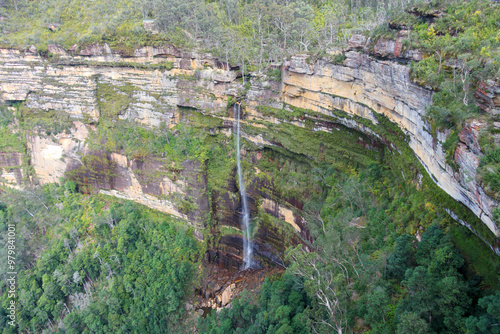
234, 103, 254, 269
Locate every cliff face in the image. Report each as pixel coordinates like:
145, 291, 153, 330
0, 44, 498, 263
0, 47, 311, 266
280, 52, 498, 237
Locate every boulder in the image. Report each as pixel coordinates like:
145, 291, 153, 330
287, 55, 313, 75
48, 44, 66, 56
347, 34, 367, 50
152, 45, 182, 58
403, 49, 422, 61
79, 43, 112, 56
26, 45, 37, 54
69, 44, 78, 53
221, 283, 236, 306
212, 70, 237, 83
373, 38, 396, 58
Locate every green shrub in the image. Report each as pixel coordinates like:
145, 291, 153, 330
478, 147, 500, 199
0, 106, 24, 153
267, 68, 282, 81
410, 56, 442, 89
330, 53, 347, 65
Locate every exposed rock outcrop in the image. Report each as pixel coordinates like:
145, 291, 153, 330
28, 121, 88, 184
0, 42, 498, 255
476, 79, 500, 115
281, 52, 498, 237
346, 33, 422, 61
0, 152, 23, 187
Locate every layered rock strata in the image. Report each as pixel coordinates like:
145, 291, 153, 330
280, 52, 498, 237
0, 43, 498, 250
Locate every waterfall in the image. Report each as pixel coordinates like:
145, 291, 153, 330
234, 103, 254, 269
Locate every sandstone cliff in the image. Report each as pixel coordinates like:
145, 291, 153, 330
280, 52, 498, 238
0, 43, 498, 262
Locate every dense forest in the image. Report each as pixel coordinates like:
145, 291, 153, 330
1, 168, 499, 333
0, 186, 200, 333
0, 0, 499, 333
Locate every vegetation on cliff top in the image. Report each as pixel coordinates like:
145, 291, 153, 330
0, 0, 176, 55
399, 0, 500, 197
399, 0, 500, 131
1, 0, 421, 65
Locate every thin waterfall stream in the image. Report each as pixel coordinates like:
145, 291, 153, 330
234, 103, 254, 269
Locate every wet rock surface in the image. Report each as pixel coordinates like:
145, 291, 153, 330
193, 263, 284, 312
